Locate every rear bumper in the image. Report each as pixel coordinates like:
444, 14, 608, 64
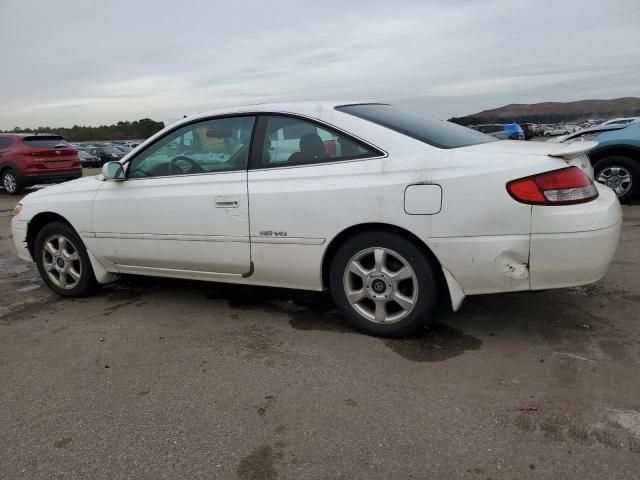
529, 184, 622, 289
21, 170, 82, 186
431, 184, 621, 298
529, 222, 621, 289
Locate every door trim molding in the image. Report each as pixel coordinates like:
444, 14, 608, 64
250, 236, 325, 245
94, 232, 249, 243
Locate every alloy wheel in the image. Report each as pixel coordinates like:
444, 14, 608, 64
343, 247, 418, 324
3, 172, 17, 193
597, 166, 632, 197
41, 235, 82, 289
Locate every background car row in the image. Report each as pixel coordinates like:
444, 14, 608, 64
469, 117, 640, 140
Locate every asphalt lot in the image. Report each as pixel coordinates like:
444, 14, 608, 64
1, 177, 639, 479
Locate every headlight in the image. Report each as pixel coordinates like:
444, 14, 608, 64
14, 203, 23, 216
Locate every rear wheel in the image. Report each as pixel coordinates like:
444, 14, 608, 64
594, 155, 639, 203
2, 169, 23, 195
34, 221, 98, 297
329, 231, 441, 337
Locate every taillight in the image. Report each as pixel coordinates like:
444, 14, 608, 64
507, 167, 598, 205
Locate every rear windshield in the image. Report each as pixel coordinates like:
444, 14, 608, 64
336, 104, 496, 149
22, 136, 70, 149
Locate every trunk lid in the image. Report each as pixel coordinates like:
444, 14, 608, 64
458, 140, 596, 178
20, 135, 79, 169
459, 139, 597, 158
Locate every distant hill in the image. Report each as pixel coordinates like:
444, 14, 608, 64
450, 97, 640, 126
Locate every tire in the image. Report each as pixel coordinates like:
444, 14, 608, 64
1, 169, 23, 195
329, 231, 441, 337
34, 221, 99, 297
593, 155, 639, 204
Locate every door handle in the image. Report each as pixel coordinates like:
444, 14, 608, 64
215, 196, 239, 208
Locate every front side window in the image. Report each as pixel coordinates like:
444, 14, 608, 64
256, 116, 379, 167
127, 116, 255, 178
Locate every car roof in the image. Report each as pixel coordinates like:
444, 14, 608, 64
172, 101, 370, 127
605, 117, 639, 122
563, 123, 628, 140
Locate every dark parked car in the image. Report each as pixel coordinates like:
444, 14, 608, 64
87, 146, 126, 166
77, 149, 102, 168
520, 123, 538, 140
0, 134, 82, 195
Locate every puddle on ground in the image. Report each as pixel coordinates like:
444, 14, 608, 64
206, 284, 482, 361
206, 284, 352, 333
385, 323, 483, 362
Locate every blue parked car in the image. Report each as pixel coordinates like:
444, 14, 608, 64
474, 123, 525, 140
562, 122, 640, 202
504, 123, 525, 140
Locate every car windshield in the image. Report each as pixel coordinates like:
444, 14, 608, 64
336, 104, 497, 149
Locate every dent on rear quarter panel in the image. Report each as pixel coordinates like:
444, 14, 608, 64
429, 236, 531, 295
496, 250, 530, 280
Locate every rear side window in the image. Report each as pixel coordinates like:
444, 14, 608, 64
336, 104, 496, 149
22, 136, 69, 149
0, 138, 13, 149
254, 115, 380, 168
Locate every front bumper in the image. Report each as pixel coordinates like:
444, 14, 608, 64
11, 218, 32, 262
529, 184, 622, 289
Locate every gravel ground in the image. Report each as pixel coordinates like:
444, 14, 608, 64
1, 179, 639, 479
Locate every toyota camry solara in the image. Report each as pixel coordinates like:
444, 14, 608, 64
11, 103, 622, 337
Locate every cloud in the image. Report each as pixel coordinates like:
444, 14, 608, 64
0, 0, 638, 128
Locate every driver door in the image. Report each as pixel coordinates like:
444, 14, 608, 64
92, 116, 255, 275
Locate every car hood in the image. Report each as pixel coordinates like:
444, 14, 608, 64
22, 175, 102, 201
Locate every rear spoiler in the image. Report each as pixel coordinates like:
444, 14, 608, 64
548, 141, 597, 160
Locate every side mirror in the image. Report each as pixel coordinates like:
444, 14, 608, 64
102, 161, 125, 181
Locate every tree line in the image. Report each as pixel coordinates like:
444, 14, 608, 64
7, 118, 165, 141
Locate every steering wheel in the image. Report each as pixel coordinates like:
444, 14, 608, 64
169, 156, 204, 175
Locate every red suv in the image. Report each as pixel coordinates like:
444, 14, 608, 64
0, 134, 82, 195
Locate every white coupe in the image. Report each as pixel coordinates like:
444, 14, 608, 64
12, 103, 622, 336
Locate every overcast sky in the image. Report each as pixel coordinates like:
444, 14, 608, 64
1, 0, 639, 129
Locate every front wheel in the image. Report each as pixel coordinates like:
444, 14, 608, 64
34, 221, 98, 297
594, 155, 638, 203
329, 231, 441, 337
